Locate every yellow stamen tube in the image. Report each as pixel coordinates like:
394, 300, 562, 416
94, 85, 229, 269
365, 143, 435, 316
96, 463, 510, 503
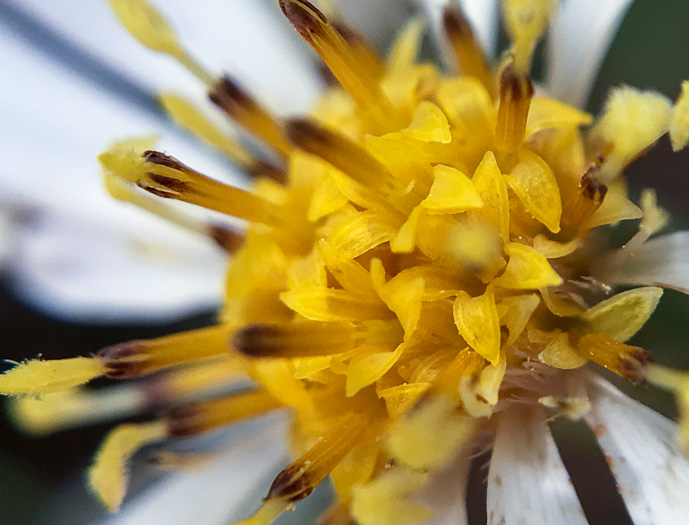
495, 64, 534, 153
442, 6, 491, 91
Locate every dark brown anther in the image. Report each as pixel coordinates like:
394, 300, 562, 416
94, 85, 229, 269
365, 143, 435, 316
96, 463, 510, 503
146, 173, 196, 195
98, 342, 146, 379
232, 323, 282, 358
247, 160, 288, 184
618, 349, 651, 385
266, 465, 315, 503
207, 77, 255, 117
209, 224, 245, 253
142, 150, 186, 170
580, 167, 608, 204
495, 64, 534, 153
279, 0, 328, 41
209, 76, 293, 157
442, 4, 491, 88
285, 118, 398, 195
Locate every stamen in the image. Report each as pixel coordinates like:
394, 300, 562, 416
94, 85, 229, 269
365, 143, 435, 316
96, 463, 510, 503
442, 6, 491, 91
501, 0, 554, 73
107, 0, 213, 84
576, 333, 650, 384
233, 320, 402, 358
285, 119, 402, 197
0, 357, 105, 397
159, 93, 287, 183
9, 384, 145, 435
208, 77, 294, 157
279, 0, 399, 131
98, 325, 232, 379
166, 389, 281, 438
495, 64, 534, 153
88, 421, 167, 512
101, 148, 283, 225
266, 413, 367, 502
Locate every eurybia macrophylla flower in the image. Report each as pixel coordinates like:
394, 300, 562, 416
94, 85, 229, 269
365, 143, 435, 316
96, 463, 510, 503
2, 0, 689, 523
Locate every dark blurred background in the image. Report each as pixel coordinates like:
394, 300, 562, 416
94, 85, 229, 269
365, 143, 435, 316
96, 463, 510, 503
1, 0, 688, 524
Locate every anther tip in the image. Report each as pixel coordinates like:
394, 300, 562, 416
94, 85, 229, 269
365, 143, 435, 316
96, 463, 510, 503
266, 466, 314, 503
279, 0, 327, 38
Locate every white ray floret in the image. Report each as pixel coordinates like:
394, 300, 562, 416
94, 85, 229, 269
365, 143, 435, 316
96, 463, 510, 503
599, 231, 689, 295
487, 406, 587, 525
98, 418, 288, 525
585, 375, 689, 525
547, 0, 636, 108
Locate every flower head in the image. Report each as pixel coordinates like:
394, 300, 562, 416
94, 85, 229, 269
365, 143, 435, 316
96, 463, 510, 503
2, 0, 689, 524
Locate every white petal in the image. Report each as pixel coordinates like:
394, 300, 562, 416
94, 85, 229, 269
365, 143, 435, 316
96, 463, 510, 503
416, 454, 469, 525
3, 0, 321, 114
546, 0, 635, 108
418, 0, 500, 61
7, 196, 228, 323
585, 375, 689, 524
99, 417, 288, 525
487, 406, 587, 525
457, 0, 499, 58
1, 32, 239, 322
598, 231, 689, 295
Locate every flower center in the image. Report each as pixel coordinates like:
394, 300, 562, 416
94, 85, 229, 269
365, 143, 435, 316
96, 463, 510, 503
2, 1, 688, 524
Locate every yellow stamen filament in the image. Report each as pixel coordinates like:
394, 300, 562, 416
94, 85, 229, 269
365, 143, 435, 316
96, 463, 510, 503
88, 421, 167, 512
100, 148, 283, 225
107, 0, 213, 84
576, 333, 649, 383
166, 389, 281, 437
98, 325, 232, 379
332, 21, 385, 81
9, 384, 145, 435
208, 77, 294, 157
442, 6, 491, 91
279, 0, 399, 131
159, 93, 286, 183
495, 65, 534, 153
0, 357, 105, 397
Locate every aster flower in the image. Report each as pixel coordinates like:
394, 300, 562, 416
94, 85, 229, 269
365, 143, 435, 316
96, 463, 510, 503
2, 1, 689, 524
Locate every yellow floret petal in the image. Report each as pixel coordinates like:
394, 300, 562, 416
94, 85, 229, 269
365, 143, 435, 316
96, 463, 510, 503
538, 332, 587, 369
0, 357, 105, 397
421, 165, 483, 214
470, 151, 510, 242
346, 345, 405, 397
88, 421, 167, 512
387, 17, 426, 72
494, 242, 563, 290
453, 289, 501, 365
351, 468, 432, 525
584, 178, 643, 229
525, 97, 593, 139
500, 294, 541, 345
582, 287, 663, 343
504, 149, 562, 233
402, 101, 452, 143
387, 395, 473, 469
670, 80, 689, 151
